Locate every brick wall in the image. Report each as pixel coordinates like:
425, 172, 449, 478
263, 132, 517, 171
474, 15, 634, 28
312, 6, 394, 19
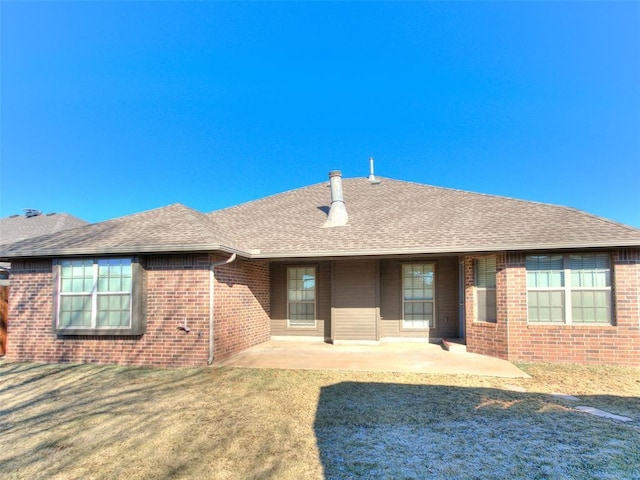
464, 255, 509, 359
6, 254, 271, 367
465, 249, 640, 366
5, 260, 52, 362
211, 256, 271, 360
1, 285, 8, 355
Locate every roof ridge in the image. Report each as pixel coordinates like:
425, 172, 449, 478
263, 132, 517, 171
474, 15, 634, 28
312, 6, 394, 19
373, 177, 575, 209
555, 204, 640, 232
176, 204, 233, 242
208, 176, 575, 216
376, 178, 639, 230
208, 180, 329, 215
102, 202, 193, 223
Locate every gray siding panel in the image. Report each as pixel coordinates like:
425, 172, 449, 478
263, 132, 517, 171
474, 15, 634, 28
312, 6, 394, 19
333, 260, 378, 341
380, 259, 401, 335
272, 257, 459, 340
437, 257, 460, 338
318, 262, 332, 339
270, 263, 286, 321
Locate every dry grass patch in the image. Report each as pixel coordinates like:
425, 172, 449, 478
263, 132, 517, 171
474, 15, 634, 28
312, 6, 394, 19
515, 363, 640, 419
1, 361, 639, 479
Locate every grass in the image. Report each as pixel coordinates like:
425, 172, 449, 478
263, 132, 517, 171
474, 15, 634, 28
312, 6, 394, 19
1, 361, 639, 479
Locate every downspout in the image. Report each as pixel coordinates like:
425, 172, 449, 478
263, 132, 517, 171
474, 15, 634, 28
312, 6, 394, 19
208, 253, 237, 365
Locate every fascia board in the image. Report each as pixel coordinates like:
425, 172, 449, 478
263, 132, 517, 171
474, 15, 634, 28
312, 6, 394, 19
2, 239, 639, 261
246, 240, 640, 259
0, 244, 249, 260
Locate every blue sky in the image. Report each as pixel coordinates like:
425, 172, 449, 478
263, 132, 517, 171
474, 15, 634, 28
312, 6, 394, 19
2, 1, 639, 227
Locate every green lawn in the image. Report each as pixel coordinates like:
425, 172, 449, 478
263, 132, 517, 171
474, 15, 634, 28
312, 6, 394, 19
1, 361, 639, 479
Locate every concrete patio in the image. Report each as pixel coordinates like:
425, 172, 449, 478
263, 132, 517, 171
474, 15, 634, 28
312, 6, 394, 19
215, 339, 529, 378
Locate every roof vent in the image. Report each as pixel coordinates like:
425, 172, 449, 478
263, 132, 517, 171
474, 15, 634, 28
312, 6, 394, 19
368, 157, 381, 184
322, 170, 349, 228
23, 208, 42, 218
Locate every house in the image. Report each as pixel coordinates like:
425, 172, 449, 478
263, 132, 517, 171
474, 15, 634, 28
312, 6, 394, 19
2, 171, 639, 367
0, 210, 88, 355
0, 209, 88, 246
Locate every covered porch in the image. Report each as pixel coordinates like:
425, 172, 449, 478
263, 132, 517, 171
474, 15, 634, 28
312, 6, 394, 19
270, 255, 467, 344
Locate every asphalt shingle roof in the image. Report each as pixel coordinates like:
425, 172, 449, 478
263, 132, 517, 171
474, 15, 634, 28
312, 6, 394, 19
2, 177, 639, 259
1, 204, 236, 257
0, 213, 88, 247
208, 177, 640, 257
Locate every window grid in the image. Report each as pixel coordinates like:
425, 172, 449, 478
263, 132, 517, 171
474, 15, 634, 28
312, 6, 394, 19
475, 257, 497, 323
475, 257, 497, 288
402, 264, 435, 329
58, 259, 132, 329
526, 253, 611, 325
287, 267, 316, 328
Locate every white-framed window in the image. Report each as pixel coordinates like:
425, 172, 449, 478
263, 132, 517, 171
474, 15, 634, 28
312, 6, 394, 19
475, 256, 497, 323
526, 253, 612, 324
287, 266, 316, 327
54, 258, 143, 335
402, 263, 435, 329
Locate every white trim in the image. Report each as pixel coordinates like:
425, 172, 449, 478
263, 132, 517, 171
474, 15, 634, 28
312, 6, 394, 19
286, 266, 317, 329
401, 262, 436, 330
57, 258, 133, 330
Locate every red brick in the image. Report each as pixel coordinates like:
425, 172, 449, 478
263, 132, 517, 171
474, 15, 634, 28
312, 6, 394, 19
464, 249, 640, 366
6, 255, 270, 367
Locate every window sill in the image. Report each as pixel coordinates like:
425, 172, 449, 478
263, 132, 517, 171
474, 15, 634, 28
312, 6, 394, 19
526, 323, 614, 329
471, 321, 497, 328
55, 327, 145, 336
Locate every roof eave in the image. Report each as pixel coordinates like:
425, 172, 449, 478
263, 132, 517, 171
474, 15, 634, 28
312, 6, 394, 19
0, 244, 250, 260
2, 239, 638, 262
248, 239, 640, 259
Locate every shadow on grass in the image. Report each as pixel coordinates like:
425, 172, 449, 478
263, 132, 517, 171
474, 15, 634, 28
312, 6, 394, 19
314, 382, 640, 480
2, 363, 639, 480
0, 363, 242, 479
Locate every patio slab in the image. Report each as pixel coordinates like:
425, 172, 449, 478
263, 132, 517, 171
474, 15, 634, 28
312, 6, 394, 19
215, 339, 529, 378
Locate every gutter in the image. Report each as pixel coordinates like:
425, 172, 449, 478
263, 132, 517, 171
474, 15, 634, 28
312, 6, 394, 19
208, 253, 237, 365
2, 239, 638, 263
3, 239, 636, 265
0, 243, 245, 260
246, 240, 640, 259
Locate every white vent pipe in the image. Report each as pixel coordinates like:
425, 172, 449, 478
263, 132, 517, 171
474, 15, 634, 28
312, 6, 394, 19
368, 157, 380, 184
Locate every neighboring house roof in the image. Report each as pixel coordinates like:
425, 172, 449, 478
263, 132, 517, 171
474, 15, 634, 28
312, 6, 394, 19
1, 177, 639, 260
0, 203, 238, 258
0, 212, 88, 247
